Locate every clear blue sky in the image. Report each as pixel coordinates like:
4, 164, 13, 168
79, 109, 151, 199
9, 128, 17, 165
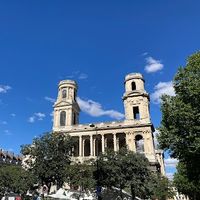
0, 1, 199, 178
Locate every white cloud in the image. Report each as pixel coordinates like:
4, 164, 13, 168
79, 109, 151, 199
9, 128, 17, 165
10, 113, 16, 117
165, 158, 178, 168
78, 73, 88, 80
166, 172, 174, 180
0, 121, 7, 125
65, 71, 88, 80
50, 112, 54, 117
50, 111, 54, 122
145, 56, 164, 73
151, 81, 175, 104
0, 85, 11, 93
44, 96, 55, 103
34, 112, 46, 120
77, 97, 124, 120
153, 129, 159, 149
66, 75, 74, 79
4, 129, 12, 136
28, 116, 35, 123
28, 112, 46, 123
142, 52, 148, 56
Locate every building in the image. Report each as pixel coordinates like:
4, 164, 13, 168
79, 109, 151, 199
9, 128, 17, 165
169, 187, 189, 200
0, 149, 22, 165
52, 72, 165, 175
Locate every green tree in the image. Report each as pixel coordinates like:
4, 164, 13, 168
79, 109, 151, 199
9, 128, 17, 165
96, 148, 151, 200
66, 160, 96, 192
173, 162, 200, 200
0, 165, 35, 198
158, 52, 200, 198
149, 174, 174, 200
124, 151, 151, 199
21, 132, 74, 192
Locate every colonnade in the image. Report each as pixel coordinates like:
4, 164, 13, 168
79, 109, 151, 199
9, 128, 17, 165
72, 133, 127, 157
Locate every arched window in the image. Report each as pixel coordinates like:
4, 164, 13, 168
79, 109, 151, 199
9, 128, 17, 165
60, 111, 66, 126
131, 81, 136, 90
135, 135, 144, 152
62, 90, 66, 99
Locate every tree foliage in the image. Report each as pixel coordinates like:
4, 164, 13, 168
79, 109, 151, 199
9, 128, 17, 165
21, 132, 74, 191
149, 174, 174, 200
66, 160, 96, 192
96, 148, 152, 199
0, 165, 35, 198
173, 162, 200, 200
158, 52, 200, 198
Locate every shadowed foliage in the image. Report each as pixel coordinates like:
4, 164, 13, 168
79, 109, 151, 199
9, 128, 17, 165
158, 52, 200, 199
21, 132, 74, 191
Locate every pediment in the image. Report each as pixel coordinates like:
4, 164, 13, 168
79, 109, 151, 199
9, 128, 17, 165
54, 101, 72, 107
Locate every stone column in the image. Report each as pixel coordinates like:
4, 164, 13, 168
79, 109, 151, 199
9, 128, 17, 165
143, 132, 147, 153
125, 132, 129, 150
101, 134, 105, 153
79, 136, 82, 157
90, 135, 93, 156
116, 136, 119, 151
133, 137, 136, 152
83, 139, 85, 156
56, 111, 59, 128
126, 131, 134, 151
113, 133, 117, 151
53, 111, 56, 128
93, 138, 96, 156
67, 88, 69, 99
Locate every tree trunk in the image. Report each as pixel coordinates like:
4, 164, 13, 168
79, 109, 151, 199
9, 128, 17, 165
131, 185, 135, 200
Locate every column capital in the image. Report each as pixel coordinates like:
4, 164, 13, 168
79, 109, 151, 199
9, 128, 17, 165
125, 131, 133, 136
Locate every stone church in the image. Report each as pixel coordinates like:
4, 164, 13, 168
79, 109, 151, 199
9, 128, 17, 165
52, 73, 165, 175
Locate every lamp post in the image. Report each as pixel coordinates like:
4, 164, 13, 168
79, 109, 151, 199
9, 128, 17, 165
89, 124, 101, 200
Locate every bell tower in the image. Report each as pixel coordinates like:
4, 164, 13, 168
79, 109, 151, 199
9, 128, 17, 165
53, 80, 80, 130
123, 73, 151, 123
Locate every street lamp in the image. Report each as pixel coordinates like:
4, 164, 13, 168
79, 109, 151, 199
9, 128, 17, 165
89, 124, 102, 200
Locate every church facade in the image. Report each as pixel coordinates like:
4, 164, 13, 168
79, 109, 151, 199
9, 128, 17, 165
52, 73, 165, 175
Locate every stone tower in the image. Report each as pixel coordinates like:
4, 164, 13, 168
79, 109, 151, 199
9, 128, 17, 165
123, 73, 157, 166
53, 80, 80, 131
123, 73, 151, 123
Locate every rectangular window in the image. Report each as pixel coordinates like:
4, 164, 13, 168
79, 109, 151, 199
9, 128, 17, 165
133, 106, 140, 120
